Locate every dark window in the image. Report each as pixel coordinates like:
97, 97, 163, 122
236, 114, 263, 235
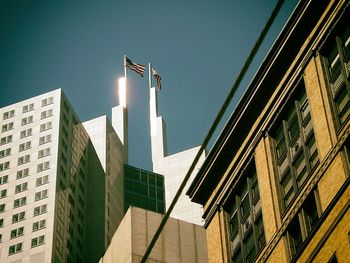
273, 85, 318, 209
287, 216, 303, 256
322, 15, 350, 126
227, 163, 265, 263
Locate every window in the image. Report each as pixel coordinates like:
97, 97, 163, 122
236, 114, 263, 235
21, 116, 33, 126
39, 134, 51, 145
17, 168, 29, 179
3, 110, 15, 120
33, 219, 46, 232
10, 226, 24, 239
286, 191, 321, 259
321, 14, 350, 126
0, 203, 5, 213
37, 161, 50, 172
0, 161, 10, 171
225, 164, 265, 263
12, 211, 25, 223
34, 204, 47, 216
272, 86, 318, 209
36, 175, 49, 186
20, 128, 32, 138
0, 218, 3, 227
38, 148, 50, 159
18, 154, 30, 165
0, 175, 8, 185
14, 197, 27, 208
8, 242, 22, 255
31, 235, 45, 247
22, 103, 34, 113
0, 189, 7, 198
0, 148, 11, 158
42, 97, 53, 107
41, 109, 53, 119
19, 141, 31, 152
15, 182, 28, 193
0, 135, 12, 145
2, 122, 14, 132
40, 121, 52, 132
35, 189, 48, 201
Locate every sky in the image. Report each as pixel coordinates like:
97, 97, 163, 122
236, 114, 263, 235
0, 0, 297, 171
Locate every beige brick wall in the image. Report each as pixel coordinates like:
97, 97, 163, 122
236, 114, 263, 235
206, 212, 225, 263
298, 184, 350, 262
255, 137, 280, 242
304, 56, 335, 161
266, 238, 289, 263
318, 153, 347, 211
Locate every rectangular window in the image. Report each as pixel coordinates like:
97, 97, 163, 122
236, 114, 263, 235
42, 97, 53, 107
18, 154, 30, 165
19, 141, 31, 152
322, 15, 350, 126
39, 134, 51, 145
0, 189, 7, 198
40, 121, 52, 132
38, 148, 50, 159
21, 116, 33, 126
287, 216, 303, 257
33, 204, 47, 216
20, 128, 32, 139
0, 148, 11, 158
0, 218, 3, 227
10, 226, 24, 239
15, 182, 28, 193
0, 175, 8, 185
226, 163, 265, 262
0, 161, 10, 171
272, 86, 318, 209
12, 211, 25, 223
22, 103, 34, 113
41, 109, 53, 119
2, 122, 14, 132
8, 242, 22, 255
37, 161, 50, 172
0, 203, 5, 213
36, 175, 49, 186
13, 197, 27, 208
17, 168, 29, 179
32, 219, 46, 232
31, 235, 45, 247
3, 110, 15, 120
0, 135, 12, 145
35, 189, 48, 201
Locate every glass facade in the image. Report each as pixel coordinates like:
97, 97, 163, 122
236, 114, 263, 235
124, 164, 165, 214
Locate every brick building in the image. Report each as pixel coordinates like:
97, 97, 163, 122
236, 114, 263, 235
188, 0, 350, 262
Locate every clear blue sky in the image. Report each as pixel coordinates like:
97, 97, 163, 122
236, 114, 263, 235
0, 0, 297, 170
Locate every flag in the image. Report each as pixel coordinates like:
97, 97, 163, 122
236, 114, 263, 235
125, 57, 145, 77
152, 67, 161, 90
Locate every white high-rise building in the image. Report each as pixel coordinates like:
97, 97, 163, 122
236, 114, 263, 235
150, 86, 206, 225
0, 89, 127, 263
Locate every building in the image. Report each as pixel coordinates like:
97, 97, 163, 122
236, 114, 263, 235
98, 206, 208, 263
124, 164, 165, 214
150, 86, 206, 225
188, 0, 350, 262
0, 88, 127, 263
82, 112, 127, 263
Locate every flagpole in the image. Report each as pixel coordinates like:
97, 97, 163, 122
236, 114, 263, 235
148, 63, 152, 90
124, 55, 127, 79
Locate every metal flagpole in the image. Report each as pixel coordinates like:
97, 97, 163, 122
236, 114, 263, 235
148, 63, 152, 90
124, 54, 127, 79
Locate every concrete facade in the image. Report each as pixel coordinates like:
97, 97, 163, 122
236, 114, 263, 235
150, 86, 206, 225
99, 206, 208, 263
188, 1, 350, 263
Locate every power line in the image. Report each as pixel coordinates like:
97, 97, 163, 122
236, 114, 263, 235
141, 0, 286, 261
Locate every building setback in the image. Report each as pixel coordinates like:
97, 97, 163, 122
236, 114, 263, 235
188, 0, 350, 262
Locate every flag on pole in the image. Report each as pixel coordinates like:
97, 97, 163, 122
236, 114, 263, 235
126, 57, 146, 77
152, 67, 161, 90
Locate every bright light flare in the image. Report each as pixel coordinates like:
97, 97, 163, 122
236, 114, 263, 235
118, 77, 126, 108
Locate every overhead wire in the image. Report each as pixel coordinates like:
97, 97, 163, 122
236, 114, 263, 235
141, 0, 286, 261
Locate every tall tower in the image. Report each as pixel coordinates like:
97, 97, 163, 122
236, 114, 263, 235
150, 85, 206, 225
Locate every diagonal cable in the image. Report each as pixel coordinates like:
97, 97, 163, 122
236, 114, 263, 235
141, 0, 286, 261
